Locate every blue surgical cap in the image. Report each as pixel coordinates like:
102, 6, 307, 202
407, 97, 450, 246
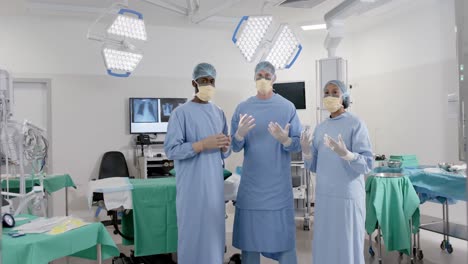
324, 80, 349, 98
192, 63, 217, 80
255, 61, 276, 76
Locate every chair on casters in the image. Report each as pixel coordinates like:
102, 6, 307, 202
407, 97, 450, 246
92, 151, 134, 241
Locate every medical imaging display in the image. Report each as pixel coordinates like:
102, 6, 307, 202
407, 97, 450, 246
129, 97, 187, 134
132, 98, 159, 123
160, 98, 187, 122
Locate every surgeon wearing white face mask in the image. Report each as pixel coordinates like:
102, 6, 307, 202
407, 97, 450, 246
164, 63, 231, 264
301, 80, 373, 264
231, 61, 302, 264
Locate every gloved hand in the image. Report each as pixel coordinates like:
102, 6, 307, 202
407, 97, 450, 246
193, 134, 230, 153
300, 130, 313, 159
323, 134, 355, 161
235, 114, 256, 141
268, 122, 292, 147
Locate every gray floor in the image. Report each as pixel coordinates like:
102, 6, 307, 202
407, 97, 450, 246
54, 204, 468, 264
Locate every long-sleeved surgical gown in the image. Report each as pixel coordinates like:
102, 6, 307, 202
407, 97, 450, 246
231, 94, 301, 257
307, 111, 373, 264
164, 101, 230, 264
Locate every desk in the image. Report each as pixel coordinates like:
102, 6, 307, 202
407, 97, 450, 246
2, 174, 76, 215
2, 214, 119, 264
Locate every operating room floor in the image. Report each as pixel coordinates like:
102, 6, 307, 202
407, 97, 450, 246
54, 204, 467, 264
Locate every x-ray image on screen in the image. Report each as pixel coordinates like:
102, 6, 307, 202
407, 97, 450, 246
160, 98, 187, 122
132, 98, 159, 123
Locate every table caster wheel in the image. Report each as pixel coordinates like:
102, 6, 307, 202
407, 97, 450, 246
417, 250, 424, 260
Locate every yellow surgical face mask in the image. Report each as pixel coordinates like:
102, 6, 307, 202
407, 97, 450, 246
323, 96, 343, 113
256, 79, 272, 94
196, 85, 215, 102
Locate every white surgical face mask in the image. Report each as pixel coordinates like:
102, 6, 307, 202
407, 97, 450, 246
323, 96, 343, 113
256, 79, 272, 94
196, 84, 215, 101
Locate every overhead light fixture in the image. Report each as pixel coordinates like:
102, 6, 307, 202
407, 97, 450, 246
88, 4, 147, 77
301, 23, 327, 31
107, 9, 147, 41
232, 16, 302, 70
232, 16, 302, 69
102, 45, 143, 77
264, 25, 302, 70
232, 16, 273, 62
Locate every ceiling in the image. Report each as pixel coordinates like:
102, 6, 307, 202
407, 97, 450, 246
0, 0, 419, 32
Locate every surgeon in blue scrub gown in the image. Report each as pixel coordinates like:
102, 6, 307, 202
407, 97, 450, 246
301, 80, 373, 264
231, 61, 301, 264
164, 63, 231, 264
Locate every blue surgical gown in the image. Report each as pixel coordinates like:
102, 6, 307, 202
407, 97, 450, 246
164, 101, 230, 264
231, 94, 301, 255
307, 112, 373, 264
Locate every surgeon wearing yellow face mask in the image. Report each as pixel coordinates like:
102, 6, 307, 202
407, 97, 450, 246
230, 61, 302, 264
322, 80, 349, 117
164, 62, 231, 264
301, 80, 373, 264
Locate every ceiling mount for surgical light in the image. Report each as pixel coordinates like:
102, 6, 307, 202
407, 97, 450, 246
324, 0, 393, 58
232, 16, 302, 70
88, 3, 147, 77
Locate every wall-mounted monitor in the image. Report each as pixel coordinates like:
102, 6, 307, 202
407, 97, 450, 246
129, 97, 187, 134
273, 81, 306, 109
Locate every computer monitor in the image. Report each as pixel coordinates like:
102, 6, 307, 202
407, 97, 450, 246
129, 97, 186, 134
273, 81, 306, 109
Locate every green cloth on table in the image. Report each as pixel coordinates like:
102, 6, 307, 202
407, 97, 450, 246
3, 214, 119, 264
170, 168, 232, 179
122, 178, 178, 256
42, 174, 76, 193
1, 174, 76, 194
365, 176, 420, 255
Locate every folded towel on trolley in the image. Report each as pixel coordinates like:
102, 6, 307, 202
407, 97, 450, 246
88, 177, 134, 210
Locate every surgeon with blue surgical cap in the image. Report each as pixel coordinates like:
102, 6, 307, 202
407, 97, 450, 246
231, 61, 301, 264
301, 80, 373, 264
164, 63, 231, 264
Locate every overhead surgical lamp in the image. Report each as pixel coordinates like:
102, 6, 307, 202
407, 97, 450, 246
232, 16, 302, 70
102, 44, 143, 77
88, 4, 147, 77
107, 9, 147, 41
264, 24, 302, 70
232, 16, 273, 62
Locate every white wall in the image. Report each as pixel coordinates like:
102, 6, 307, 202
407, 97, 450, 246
341, 0, 465, 224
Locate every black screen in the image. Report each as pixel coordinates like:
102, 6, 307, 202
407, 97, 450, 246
273, 82, 306, 109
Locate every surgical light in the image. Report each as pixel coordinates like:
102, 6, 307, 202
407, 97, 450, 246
102, 46, 143, 77
107, 9, 147, 41
264, 25, 302, 70
232, 16, 273, 62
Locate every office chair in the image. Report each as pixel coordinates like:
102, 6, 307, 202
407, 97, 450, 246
92, 151, 133, 240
